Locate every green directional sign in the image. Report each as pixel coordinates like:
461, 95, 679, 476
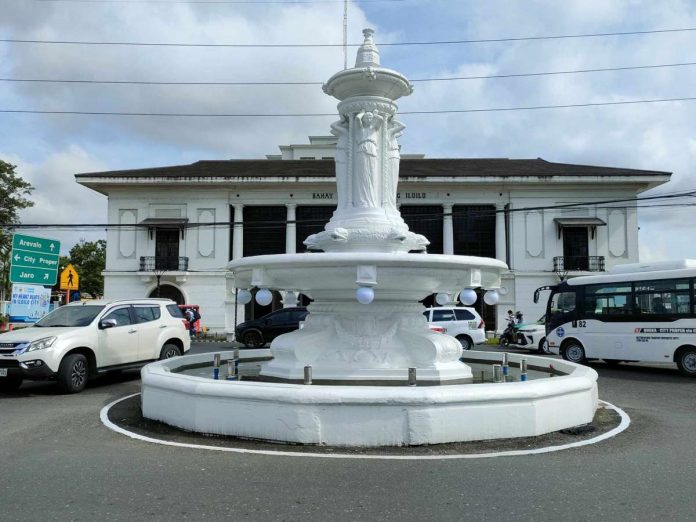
10, 234, 61, 285
12, 234, 60, 255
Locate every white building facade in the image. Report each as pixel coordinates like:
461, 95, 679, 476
76, 136, 670, 334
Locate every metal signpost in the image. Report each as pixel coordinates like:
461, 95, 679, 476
10, 234, 60, 286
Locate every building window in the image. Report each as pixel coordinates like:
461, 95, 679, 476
562, 228, 589, 270
401, 205, 443, 253
453, 205, 495, 257
243, 206, 286, 257
154, 229, 180, 269
296, 206, 336, 252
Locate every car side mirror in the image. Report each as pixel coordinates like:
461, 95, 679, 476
99, 318, 118, 329
264, 318, 272, 325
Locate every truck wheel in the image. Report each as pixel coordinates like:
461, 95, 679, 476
561, 341, 586, 364
159, 343, 182, 360
58, 354, 88, 394
0, 375, 23, 392
456, 335, 473, 351
676, 347, 696, 376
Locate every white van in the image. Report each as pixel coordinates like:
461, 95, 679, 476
423, 307, 486, 350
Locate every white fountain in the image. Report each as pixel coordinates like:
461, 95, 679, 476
232, 29, 505, 385
140, 30, 599, 447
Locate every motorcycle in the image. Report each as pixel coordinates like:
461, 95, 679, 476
498, 319, 519, 347
498, 312, 524, 347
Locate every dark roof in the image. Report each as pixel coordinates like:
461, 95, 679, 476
139, 217, 189, 226
75, 158, 670, 179
553, 217, 607, 227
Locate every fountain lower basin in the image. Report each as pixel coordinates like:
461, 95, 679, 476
141, 350, 599, 447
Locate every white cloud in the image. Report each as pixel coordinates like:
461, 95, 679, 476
3, 147, 107, 254
2, 1, 696, 261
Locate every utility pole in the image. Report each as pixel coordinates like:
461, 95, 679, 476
343, 0, 348, 69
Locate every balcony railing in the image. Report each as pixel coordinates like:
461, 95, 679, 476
553, 256, 605, 272
139, 256, 189, 272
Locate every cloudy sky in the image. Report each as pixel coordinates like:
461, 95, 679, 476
1, 0, 695, 259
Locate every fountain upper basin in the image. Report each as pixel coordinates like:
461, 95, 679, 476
229, 252, 507, 299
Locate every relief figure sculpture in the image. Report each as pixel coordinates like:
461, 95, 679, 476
354, 110, 384, 208
330, 118, 349, 209
385, 118, 406, 212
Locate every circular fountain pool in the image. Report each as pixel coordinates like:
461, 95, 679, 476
141, 350, 598, 447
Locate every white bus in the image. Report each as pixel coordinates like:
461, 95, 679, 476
534, 260, 696, 376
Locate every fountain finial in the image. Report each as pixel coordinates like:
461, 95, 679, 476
355, 28, 380, 67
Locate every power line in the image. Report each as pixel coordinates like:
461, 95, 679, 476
0, 77, 322, 86
4, 191, 694, 231
3, 96, 696, 117
34, 0, 405, 3
4, 60, 696, 87
404, 97, 696, 114
3, 27, 696, 48
414, 61, 696, 82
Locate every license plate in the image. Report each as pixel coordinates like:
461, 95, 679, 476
0, 369, 7, 377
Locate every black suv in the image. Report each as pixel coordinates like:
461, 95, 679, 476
235, 307, 308, 348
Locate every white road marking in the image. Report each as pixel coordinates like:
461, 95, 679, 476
100, 394, 630, 460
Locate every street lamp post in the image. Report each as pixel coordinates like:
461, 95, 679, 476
153, 268, 167, 297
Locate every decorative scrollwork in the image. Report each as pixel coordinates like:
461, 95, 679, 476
337, 98, 397, 117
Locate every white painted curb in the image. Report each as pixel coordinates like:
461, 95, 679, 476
100, 394, 630, 460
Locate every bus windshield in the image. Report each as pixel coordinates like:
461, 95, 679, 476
547, 288, 577, 333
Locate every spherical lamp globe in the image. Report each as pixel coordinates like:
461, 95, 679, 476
255, 288, 273, 306
459, 288, 477, 306
237, 289, 252, 305
356, 286, 375, 305
435, 292, 450, 306
483, 290, 500, 306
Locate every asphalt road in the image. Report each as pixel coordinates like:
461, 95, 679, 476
1, 342, 695, 522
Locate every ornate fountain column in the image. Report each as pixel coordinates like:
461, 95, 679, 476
304, 29, 429, 254
229, 29, 507, 384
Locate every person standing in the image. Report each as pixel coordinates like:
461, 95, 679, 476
184, 308, 196, 338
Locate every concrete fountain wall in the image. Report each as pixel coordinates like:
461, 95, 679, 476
141, 351, 598, 447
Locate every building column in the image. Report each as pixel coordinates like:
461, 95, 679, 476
286, 203, 297, 254
495, 203, 507, 264
232, 204, 244, 260
442, 203, 453, 255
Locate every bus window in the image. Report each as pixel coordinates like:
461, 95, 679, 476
635, 279, 691, 316
584, 283, 632, 317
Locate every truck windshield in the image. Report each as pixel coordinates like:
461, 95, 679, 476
34, 305, 105, 327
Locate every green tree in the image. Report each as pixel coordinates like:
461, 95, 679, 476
0, 160, 34, 299
68, 239, 106, 298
